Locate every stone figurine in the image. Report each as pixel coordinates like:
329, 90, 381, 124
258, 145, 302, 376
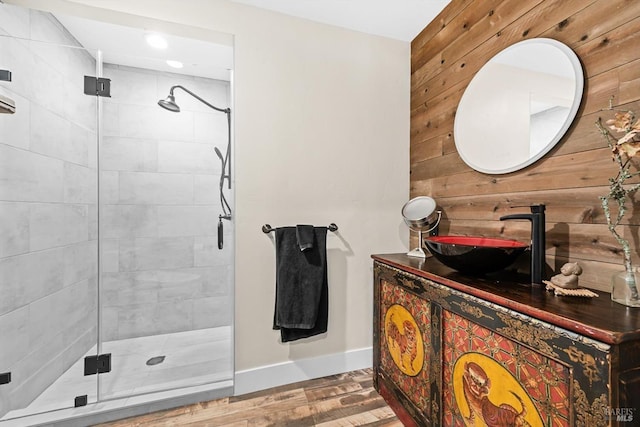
550, 262, 583, 289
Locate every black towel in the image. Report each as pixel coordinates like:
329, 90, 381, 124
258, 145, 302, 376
296, 224, 315, 252
273, 226, 328, 342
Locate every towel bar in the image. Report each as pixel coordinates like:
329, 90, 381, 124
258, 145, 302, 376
262, 223, 338, 234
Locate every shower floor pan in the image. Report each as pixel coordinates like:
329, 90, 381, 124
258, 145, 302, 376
1, 326, 232, 425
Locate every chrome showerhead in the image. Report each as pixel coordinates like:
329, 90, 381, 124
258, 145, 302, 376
158, 85, 230, 114
158, 94, 180, 112
214, 147, 224, 161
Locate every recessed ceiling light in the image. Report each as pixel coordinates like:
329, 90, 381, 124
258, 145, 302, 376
145, 33, 167, 49
166, 60, 183, 69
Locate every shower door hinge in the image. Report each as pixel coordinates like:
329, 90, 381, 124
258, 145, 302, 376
0, 371, 11, 385
84, 353, 111, 375
83, 76, 111, 97
74, 395, 88, 407
0, 69, 11, 82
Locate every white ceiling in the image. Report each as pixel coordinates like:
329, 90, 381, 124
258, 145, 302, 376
55, 14, 234, 81
230, 0, 451, 41
53, 1, 450, 81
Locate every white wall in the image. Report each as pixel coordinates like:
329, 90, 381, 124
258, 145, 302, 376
9, 0, 410, 394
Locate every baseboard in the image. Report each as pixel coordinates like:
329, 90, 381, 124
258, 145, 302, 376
233, 347, 373, 396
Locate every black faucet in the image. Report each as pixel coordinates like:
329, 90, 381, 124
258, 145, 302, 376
500, 204, 546, 285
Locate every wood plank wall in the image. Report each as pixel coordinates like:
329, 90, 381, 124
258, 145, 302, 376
410, 0, 640, 292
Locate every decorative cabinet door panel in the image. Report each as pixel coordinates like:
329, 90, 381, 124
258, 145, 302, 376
442, 310, 569, 426
439, 292, 612, 427
379, 279, 431, 415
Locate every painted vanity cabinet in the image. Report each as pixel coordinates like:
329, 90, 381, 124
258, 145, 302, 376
372, 254, 640, 427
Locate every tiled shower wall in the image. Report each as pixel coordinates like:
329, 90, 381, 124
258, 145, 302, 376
99, 64, 232, 341
0, 5, 98, 416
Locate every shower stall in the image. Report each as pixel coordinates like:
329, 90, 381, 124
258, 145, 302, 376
0, 3, 234, 425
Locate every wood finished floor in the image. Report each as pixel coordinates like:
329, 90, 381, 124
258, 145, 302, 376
95, 369, 401, 427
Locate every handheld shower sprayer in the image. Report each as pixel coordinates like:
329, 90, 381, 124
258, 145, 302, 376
218, 216, 224, 250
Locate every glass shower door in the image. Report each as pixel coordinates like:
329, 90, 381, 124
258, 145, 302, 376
0, 4, 100, 420
96, 47, 234, 401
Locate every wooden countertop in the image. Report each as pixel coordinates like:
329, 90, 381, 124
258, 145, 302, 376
372, 253, 640, 345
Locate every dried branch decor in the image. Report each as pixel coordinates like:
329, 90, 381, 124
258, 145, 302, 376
596, 100, 640, 301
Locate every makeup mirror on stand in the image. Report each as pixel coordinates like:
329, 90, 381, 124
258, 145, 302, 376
402, 196, 441, 258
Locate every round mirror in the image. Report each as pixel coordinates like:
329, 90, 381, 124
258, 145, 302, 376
454, 38, 584, 174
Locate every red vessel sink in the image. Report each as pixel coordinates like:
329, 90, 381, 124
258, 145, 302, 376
424, 236, 529, 274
